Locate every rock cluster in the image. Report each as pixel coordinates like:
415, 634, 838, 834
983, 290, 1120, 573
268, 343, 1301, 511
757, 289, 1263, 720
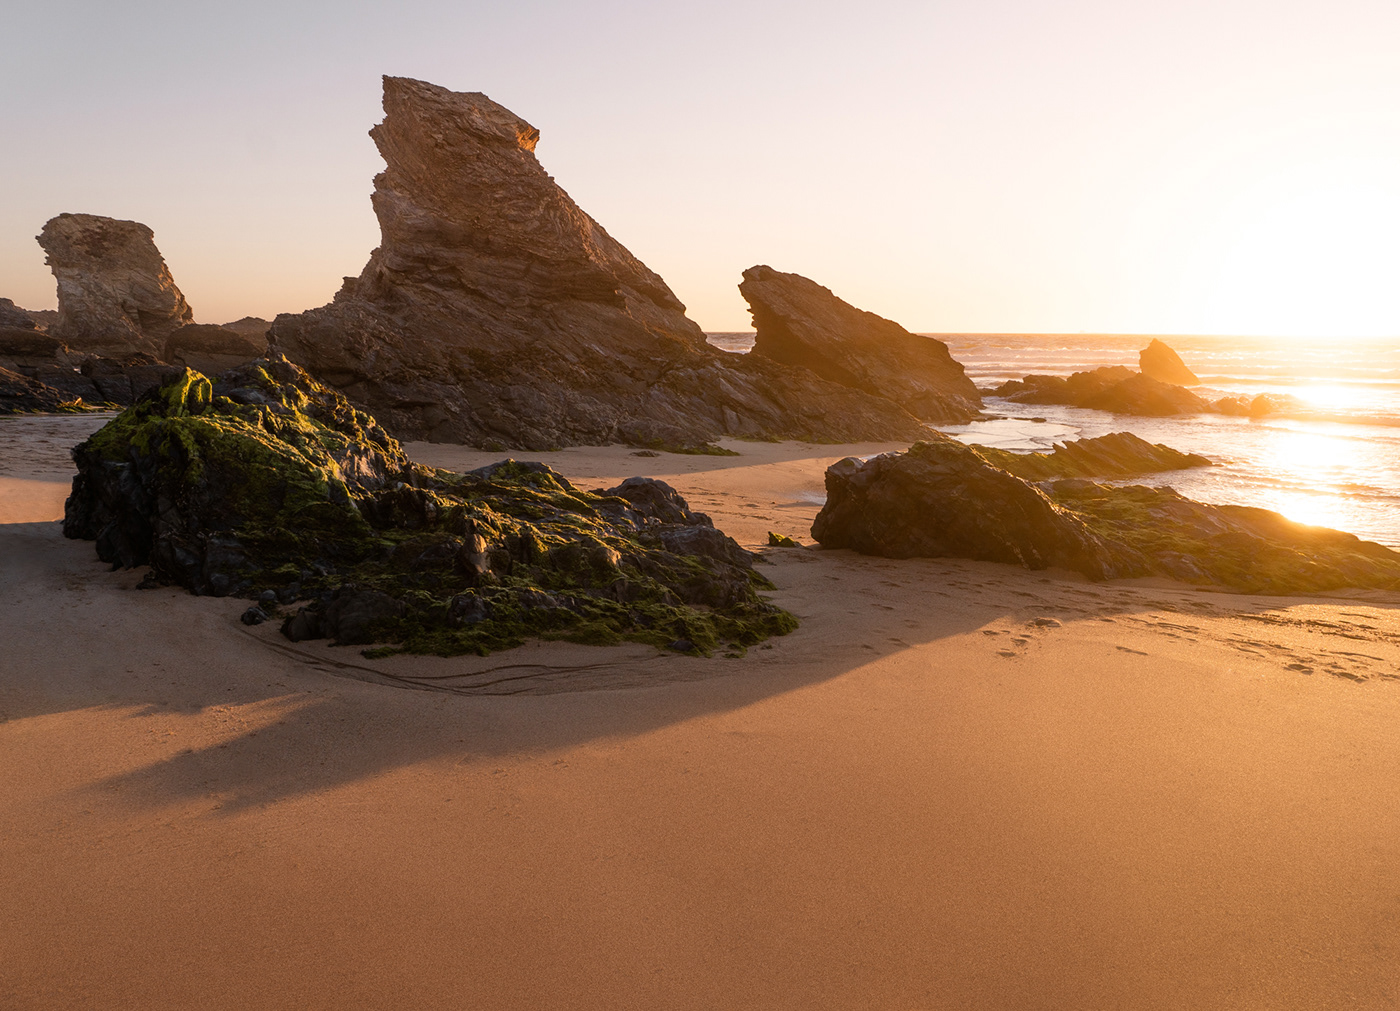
39, 213, 193, 357
269, 77, 928, 449
812, 439, 1400, 594
64, 359, 797, 655
738, 265, 981, 424
993, 366, 1209, 416
972, 431, 1211, 481
162, 323, 268, 375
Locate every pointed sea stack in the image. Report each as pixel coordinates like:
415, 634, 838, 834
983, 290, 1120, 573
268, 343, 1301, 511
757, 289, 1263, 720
38, 213, 193, 358
269, 77, 928, 449
1139, 338, 1199, 386
739, 265, 981, 424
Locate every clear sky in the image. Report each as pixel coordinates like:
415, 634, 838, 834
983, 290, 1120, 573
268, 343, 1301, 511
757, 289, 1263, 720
5, 0, 1400, 336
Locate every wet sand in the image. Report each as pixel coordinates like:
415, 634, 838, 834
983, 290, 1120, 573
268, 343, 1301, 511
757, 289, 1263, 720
3, 416, 1399, 1008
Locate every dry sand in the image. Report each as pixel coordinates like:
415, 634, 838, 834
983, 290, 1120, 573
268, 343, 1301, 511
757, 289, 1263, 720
3, 417, 1400, 1009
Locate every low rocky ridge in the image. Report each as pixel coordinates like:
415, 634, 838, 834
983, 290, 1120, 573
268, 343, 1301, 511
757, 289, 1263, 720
811, 437, 1400, 594
972, 431, 1211, 481
63, 358, 796, 656
993, 366, 1211, 416
738, 265, 981, 424
269, 77, 927, 449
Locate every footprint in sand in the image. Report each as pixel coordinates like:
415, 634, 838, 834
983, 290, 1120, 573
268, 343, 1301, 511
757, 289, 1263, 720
981, 629, 1002, 636
996, 649, 1018, 658
1116, 646, 1149, 655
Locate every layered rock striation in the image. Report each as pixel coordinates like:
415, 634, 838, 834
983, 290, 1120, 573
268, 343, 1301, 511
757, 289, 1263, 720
39, 213, 193, 357
269, 77, 928, 449
64, 358, 797, 655
738, 265, 981, 424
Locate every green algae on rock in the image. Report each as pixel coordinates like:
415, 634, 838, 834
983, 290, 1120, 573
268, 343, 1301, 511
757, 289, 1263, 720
63, 357, 797, 656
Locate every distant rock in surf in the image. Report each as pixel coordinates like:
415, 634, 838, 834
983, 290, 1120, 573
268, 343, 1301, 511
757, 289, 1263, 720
269, 76, 927, 450
738, 265, 981, 424
1139, 338, 1199, 386
38, 213, 193, 358
993, 366, 1209, 416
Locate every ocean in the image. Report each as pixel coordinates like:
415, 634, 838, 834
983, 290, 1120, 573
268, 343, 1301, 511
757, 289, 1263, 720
705, 332, 1400, 549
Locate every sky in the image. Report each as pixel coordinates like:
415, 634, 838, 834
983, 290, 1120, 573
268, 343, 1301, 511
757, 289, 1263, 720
4, 0, 1400, 336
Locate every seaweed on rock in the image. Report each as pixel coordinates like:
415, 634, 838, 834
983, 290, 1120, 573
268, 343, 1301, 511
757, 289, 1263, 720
63, 357, 796, 656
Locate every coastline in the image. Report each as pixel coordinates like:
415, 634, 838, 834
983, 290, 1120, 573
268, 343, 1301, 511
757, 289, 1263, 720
3, 428, 1400, 1007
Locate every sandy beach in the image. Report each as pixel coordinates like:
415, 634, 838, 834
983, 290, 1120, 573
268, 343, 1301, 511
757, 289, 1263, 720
3, 416, 1400, 1009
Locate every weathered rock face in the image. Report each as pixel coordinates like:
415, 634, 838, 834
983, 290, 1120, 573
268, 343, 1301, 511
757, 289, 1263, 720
992, 366, 1208, 416
0, 298, 38, 330
38, 213, 193, 358
810, 440, 1400, 594
163, 323, 268, 376
738, 265, 981, 424
270, 77, 927, 449
0, 365, 68, 414
810, 437, 1138, 579
972, 431, 1211, 481
1139, 338, 1199, 385
64, 358, 797, 655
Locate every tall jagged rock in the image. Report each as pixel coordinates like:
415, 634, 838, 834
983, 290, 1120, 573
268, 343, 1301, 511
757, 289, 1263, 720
37, 213, 193, 358
739, 266, 981, 424
270, 77, 928, 449
1139, 338, 1199, 386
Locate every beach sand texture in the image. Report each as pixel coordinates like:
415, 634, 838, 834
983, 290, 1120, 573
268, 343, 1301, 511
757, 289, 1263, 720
3, 418, 1399, 1009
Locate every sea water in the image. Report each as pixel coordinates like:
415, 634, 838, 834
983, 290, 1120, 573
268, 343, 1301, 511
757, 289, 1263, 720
705, 332, 1400, 548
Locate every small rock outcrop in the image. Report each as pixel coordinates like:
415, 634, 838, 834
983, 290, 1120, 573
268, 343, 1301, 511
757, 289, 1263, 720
163, 323, 268, 375
973, 432, 1211, 481
738, 265, 981, 424
1139, 338, 1199, 385
811, 440, 1400, 594
64, 358, 797, 655
0, 298, 38, 330
810, 437, 1138, 579
38, 213, 193, 358
0, 365, 68, 414
993, 366, 1208, 416
269, 77, 927, 449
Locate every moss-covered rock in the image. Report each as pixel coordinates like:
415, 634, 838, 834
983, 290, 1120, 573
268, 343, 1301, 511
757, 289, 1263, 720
64, 357, 797, 655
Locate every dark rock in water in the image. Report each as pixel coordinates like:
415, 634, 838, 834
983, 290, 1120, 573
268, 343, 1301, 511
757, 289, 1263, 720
993, 367, 1207, 416
0, 365, 67, 414
38, 213, 193, 358
810, 440, 1400, 594
810, 437, 1139, 579
64, 359, 797, 656
163, 323, 268, 375
973, 432, 1211, 481
1078, 373, 1208, 416
992, 366, 1135, 405
1139, 338, 1199, 385
738, 265, 981, 424
0, 298, 38, 330
269, 77, 926, 449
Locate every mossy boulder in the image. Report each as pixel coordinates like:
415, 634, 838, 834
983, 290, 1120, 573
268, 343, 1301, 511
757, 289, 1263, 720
64, 357, 796, 655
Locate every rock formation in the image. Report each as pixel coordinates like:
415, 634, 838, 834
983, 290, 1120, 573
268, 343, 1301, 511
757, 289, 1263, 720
993, 366, 1208, 416
811, 437, 1136, 579
1139, 338, 1199, 385
163, 323, 268, 375
811, 440, 1400, 594
38, 213, 193, 358
0, 365, 68, 414
972, 432, 1211, 481
737, 265, 981, 424
64, 359, 797, 655
269, 77, 927, 449
0, 298, 38, 330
